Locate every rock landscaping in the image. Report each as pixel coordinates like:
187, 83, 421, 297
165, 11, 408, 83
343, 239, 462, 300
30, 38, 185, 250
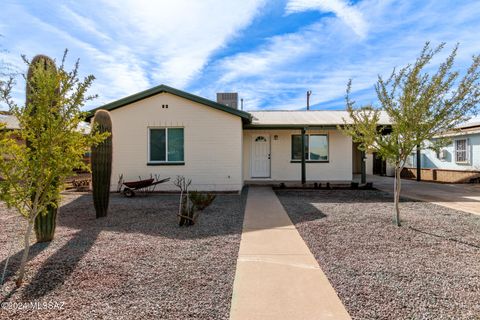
276, 189, 480, 320
0, 192, 245, 319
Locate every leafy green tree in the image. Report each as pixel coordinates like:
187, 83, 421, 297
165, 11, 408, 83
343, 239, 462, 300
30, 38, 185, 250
0, 50, 106, 286
342, 43, 480, 226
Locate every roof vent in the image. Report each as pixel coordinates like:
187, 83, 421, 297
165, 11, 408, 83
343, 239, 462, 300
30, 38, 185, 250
217, 92, 238, 109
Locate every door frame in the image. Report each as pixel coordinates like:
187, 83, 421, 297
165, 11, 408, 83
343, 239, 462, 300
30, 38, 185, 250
250, 134, 271, 178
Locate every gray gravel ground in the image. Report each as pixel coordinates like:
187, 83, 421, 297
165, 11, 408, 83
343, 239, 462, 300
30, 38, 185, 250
0, 191, 245, 319
276, 189, 480, 320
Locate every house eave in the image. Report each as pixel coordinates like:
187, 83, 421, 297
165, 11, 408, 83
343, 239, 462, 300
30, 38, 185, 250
243, 124, 340, 130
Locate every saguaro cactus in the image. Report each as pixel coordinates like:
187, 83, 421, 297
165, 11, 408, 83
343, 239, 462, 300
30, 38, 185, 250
27, 55, 59, 243
91, 110, 112, 218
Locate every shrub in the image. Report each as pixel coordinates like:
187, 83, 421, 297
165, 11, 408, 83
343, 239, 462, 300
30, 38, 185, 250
189, 191, 216, 211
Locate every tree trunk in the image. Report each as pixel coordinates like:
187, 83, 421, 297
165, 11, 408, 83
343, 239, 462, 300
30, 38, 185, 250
393, 166, 402, 227
16, 220, 34, 287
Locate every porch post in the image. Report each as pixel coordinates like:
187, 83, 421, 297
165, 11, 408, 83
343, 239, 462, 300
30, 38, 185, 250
301, 127, 306, 185
416, 145, 421, 181
361, 150, 366, 184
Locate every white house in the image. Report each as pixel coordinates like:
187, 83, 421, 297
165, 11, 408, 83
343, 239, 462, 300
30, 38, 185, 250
87, 85, 391, 192
405, 122, 480, 183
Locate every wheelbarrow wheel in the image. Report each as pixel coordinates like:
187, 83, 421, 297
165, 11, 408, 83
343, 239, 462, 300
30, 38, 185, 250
123, 188, 135, 197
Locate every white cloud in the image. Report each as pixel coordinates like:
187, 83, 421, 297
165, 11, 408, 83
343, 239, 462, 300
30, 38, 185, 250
97, 0, 266, 89
286, 0, 368, 38
0, 0, 265, 107
199, 0, 480, 111
2, 0, 480, 112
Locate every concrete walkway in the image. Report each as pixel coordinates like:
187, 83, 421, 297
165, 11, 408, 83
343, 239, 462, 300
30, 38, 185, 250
366, 175, 480, 216
230, 187, 351, 320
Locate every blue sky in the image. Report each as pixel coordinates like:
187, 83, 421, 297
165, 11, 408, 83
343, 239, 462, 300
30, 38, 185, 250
1, 0, 480, 117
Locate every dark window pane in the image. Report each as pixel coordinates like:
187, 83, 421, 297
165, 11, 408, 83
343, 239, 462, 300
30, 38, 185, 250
150, 129, 166, 161
309, 135, 328, 161
292, 135, 308, 160
168, 128, 184, 161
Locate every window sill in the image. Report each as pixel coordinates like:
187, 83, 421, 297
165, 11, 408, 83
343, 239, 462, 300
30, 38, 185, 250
147, 162, 185, 166
290, 160, 329, 163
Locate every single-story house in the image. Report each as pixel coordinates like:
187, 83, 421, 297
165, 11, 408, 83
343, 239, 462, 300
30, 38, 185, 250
86, 85, 391, 192
404, 122, 480, 183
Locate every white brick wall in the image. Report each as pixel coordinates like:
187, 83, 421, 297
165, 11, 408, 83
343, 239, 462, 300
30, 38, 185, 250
108, 92, 243, 192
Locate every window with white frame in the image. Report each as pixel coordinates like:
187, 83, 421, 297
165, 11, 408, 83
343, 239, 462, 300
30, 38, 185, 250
149, 127, 184, 163
291, 134, 328, 161
455, 139, 468, 163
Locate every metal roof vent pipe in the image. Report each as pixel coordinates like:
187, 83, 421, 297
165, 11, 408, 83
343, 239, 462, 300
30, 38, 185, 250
217, 92, 238, 109
307, 90, 312, 110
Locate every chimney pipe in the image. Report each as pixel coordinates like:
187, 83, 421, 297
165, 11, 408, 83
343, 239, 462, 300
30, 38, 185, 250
307, 90, 312, 110
241, 98, 244, 110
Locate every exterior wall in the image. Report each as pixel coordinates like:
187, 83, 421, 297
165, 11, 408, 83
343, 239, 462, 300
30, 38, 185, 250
365, 153, 373, 175
385, 161, 395, 177
406, 133, 480, 171
352, 143, 362, 174
401, 167, 480, 183
108, 93, 243, 192
403, 133, 480, 183
243, 129, 353, 182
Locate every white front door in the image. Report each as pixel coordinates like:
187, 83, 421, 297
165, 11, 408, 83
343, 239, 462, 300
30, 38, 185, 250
251, 134, 270, 178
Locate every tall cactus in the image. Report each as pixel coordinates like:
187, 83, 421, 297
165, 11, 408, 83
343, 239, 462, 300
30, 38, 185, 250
27, 55, 59, 243
91, 110, 112, 218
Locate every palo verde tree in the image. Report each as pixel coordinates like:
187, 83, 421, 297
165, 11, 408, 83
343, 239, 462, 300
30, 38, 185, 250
342, 42, 480, 226
0, 50, 107, 286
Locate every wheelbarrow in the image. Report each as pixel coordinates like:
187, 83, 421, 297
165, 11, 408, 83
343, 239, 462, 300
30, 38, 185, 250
119, 176, 170, 197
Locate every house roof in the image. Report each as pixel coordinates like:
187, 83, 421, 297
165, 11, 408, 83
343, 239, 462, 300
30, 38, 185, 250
435, 122, 480, 138
0, 114, 90, 133
246, 110, 391, 129
460, 121, 480, 130
0, 114, 20, 130
86, 84, 252, 122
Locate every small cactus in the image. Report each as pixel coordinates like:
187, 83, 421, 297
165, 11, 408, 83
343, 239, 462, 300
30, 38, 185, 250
174, 177, 214, 226
91, 110, 113, 218
27, 54, 59, 243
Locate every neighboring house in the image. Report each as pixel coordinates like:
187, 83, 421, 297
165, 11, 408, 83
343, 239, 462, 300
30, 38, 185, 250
0, 113, 20, 130
0, 113, 23, 144
0, 113, 92, 166
404, 122, 480, 183
87, 85, 391, 192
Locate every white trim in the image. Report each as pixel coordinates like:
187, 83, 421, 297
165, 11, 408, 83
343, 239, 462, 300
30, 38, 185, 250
147, 126, 185, 163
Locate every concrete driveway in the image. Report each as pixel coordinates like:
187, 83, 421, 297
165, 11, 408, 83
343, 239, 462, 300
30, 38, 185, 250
366, 175, 480, 216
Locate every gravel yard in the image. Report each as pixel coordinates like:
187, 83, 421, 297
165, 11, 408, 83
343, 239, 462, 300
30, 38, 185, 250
0, 191, 245, 319
276, 189, 480, 320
